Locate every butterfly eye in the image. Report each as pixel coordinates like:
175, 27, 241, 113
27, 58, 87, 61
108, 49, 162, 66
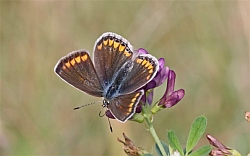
102, 99, 110, 107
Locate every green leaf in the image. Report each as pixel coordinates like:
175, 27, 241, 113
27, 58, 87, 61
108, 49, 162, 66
143, 154, 154, 156
188, 145, 212, 156
186, 115, 207, 154
155, 140, 169, 156
167, 130, 184, 156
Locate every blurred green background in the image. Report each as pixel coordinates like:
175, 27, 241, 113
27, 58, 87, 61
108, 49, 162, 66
1, 1, 249, 155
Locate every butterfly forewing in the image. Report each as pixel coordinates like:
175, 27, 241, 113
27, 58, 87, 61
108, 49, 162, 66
54, 50, 103, 97
93, 32, 133, 87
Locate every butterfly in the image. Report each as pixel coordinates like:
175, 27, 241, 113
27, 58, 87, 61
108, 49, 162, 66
54, 32, 159, 122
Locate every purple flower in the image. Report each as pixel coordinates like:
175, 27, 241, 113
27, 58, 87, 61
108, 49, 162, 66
139, 48, 169, 105
137, 48, 148, 54
158, 70, 185, 108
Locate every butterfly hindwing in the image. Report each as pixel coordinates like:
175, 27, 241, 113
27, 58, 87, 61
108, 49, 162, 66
107, 90, 144, 122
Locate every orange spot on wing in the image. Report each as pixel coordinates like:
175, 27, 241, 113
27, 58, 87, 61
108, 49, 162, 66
70, 59, 76, 66
65, 61, 71, 68
103, 39, 108, 46
146, 75, 151, 80
148, 69, 154, 74
131, 97, 137, 103
75, 56, 81, 63
97, 43, 102, 50
145, 61, 151, 68
108, 39, 114, 46
147, 65, 153, 70
136, 58, 143, 64
135, 93, 140, 97
124, 50, 131, 57
119, 45, 125, 52
114, 41, 120, 49
142, 60, 147, 65
62, 65, 67, 70
127, 107, 132, 113
81, 54, 88, 61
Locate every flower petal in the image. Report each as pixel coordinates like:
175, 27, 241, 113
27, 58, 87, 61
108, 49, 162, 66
158, 58, 165, 70
175, 89, 185, 103
137, 48, 148, 54
135, 104, 142, 113
159, 92, 178, 108
159, 89, 185, 108
166, 70, 176, 96
159, 67, 169, 85
145, 81, 157, 90
147, 91, 154, 105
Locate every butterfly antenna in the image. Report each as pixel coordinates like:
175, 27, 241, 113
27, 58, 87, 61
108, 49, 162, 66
107, 117, 113, 132
73, 101, 101, 110
98, 107, 106, 117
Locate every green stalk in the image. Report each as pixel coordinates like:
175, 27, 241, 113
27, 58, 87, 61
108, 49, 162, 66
145, 117, 167, 156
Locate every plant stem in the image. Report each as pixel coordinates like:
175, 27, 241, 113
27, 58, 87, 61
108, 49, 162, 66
145, 117, 167, 156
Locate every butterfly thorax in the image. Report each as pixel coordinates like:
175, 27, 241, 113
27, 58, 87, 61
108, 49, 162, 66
102, 60, 133, 99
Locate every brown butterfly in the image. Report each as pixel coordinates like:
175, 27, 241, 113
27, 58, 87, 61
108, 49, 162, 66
54, 32, 159, 122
